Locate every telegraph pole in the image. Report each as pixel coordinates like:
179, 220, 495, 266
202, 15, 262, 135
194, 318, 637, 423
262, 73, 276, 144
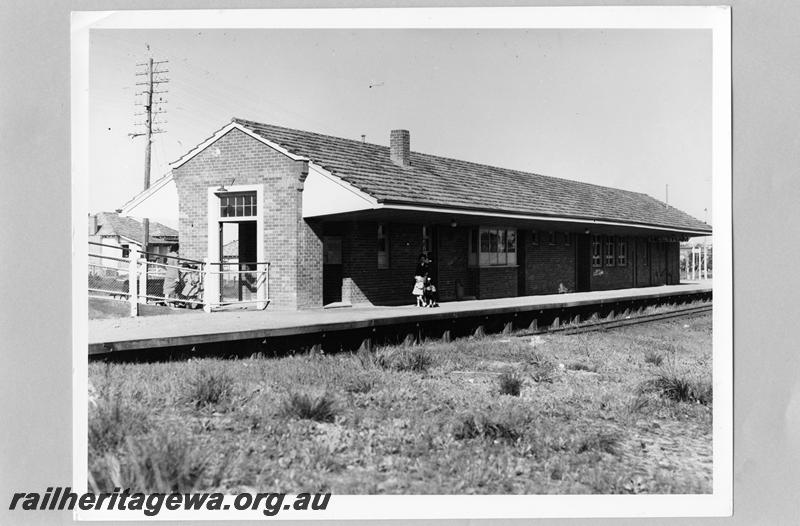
130, 53, 168, 255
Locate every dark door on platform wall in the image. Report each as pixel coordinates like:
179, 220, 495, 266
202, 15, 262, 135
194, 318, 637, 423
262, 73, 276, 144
635, 238, 651, 287
576, 234, 591, 292
651, 242, 668, 285
238, 222, 257, 301
322, 236, 343, 305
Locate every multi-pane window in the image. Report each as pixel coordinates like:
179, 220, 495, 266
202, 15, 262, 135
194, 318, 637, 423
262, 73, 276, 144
563, 232, 571, 246
604, 237, 616, 266
220, 192, 257, 218
531, 231, 539, 246
377, 224, 389, 269
475, 227, 517, 266
547, 231, 557, 245
121, 244, 130, 259
617, 238, 628, 266
591, 235, 602, 267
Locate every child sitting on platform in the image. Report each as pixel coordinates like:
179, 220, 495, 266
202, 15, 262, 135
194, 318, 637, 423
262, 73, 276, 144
423, 276, 439, 308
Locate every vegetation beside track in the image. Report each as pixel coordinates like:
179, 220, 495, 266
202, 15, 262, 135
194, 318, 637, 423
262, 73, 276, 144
88, 311, 712, 494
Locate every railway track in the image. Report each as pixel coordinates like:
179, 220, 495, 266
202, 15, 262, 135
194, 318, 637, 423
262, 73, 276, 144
92, 296, 712, 361
525, 302, 712, 337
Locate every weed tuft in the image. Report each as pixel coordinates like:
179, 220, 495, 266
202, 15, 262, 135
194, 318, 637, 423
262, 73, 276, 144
378, 347, 433, 373
575, 430, 621, 455
638, 368, 712, 405
497, 370, 523, 396
355, 347, 383, 370
281, 392, 337, 422
643, 350, 664, 366
185, 367, 234, 408
344, 375, 376, 394
89, 395, 150, 454
453, 414, 521, 442
627, 393, 652, 414
452, 404, 532, 443
527, 351, 557, 383
89, 427, 230, 493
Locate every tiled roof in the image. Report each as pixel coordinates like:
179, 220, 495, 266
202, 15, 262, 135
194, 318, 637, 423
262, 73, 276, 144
233, 118, 711, 234
91, 212, 178, 245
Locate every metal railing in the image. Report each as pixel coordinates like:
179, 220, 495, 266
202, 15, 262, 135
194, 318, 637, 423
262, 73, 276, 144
139, 259, 205, 308
88, 243, 132, 300
203, 261, 270, 310
88, 242, 270, 315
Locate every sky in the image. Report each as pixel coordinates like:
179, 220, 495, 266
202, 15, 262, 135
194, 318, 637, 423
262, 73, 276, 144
88, 27, 712, 227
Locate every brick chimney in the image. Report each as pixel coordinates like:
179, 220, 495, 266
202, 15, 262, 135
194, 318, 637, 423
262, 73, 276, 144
89, 213, 98, 235
390, 129, 410, 168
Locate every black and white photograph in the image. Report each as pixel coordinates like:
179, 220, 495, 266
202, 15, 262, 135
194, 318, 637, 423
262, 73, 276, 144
73, 7, 731, 520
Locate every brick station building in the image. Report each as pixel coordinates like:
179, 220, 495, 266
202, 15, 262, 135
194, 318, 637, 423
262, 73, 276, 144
169, 118, 712, 310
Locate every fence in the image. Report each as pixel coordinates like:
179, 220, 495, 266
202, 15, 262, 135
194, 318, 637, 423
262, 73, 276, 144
88, 243, 132, 300
680, 244, 712, 281
88, 242, 270, 316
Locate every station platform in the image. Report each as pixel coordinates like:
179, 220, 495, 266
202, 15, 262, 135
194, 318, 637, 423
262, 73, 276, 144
88, 282, 712, 356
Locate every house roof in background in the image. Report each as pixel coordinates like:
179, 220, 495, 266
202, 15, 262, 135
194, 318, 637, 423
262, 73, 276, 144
90, 212, 178, 245
222, 239, 238, 257
232, 118, 711, 234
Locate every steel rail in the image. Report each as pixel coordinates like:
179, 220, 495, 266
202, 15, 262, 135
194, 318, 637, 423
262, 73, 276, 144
523, 303, 712, 337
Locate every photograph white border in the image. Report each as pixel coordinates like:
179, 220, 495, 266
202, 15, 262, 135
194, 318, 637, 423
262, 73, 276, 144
71, 6, 732, 520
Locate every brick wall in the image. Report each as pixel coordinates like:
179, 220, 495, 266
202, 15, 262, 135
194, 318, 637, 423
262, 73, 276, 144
340, 221, 424, 306
336, 221, 470, 305
590, 262, 635, 291
477, 266, 518, 299
173, 128, 323, 310
523, 232, 577, 294
296, 219, 324, 309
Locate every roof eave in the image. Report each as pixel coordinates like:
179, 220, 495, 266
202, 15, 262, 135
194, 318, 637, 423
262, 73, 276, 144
376, 199, 712, 236
170, 121, 309, 170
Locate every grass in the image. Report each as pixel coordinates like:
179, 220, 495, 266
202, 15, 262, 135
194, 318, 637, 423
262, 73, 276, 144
566, 362, 599, 373
378, 347, 433, 373
526, 350, 557, 383
637, 367, 713, 406
89, 427, 231, 494
452, 410, 523, 442
88, 313, 712, 494
644, 350, 665, 367
280, 392, 338, 423
185, 367, 234, 408
575, 430, 621, 455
